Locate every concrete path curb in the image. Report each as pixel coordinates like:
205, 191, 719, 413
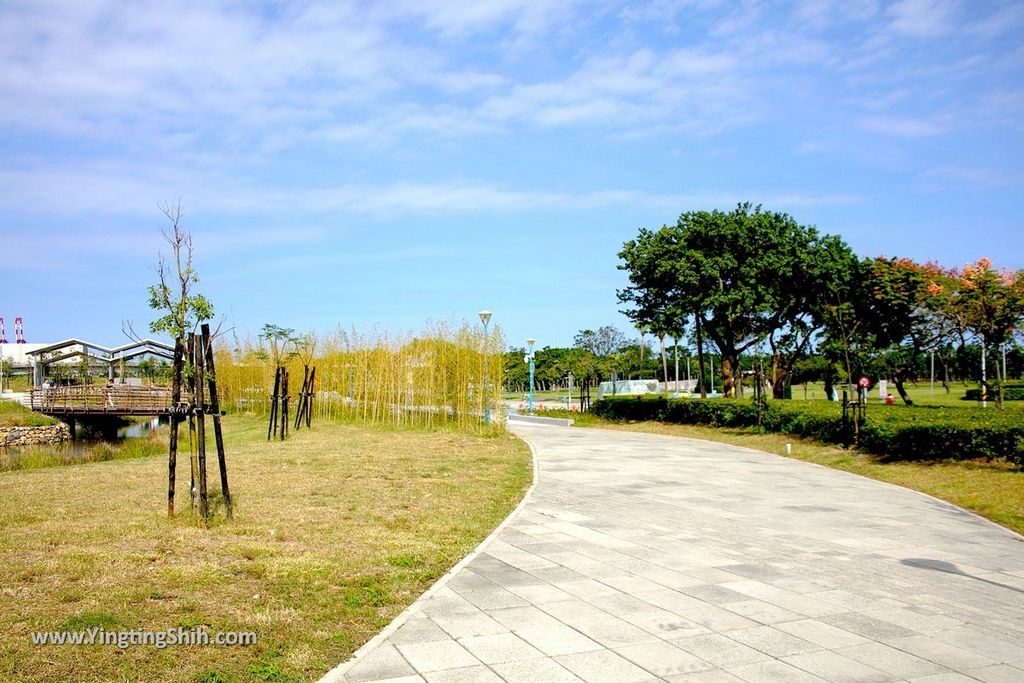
508, 414, 575, 427
323, 423, 1024, 683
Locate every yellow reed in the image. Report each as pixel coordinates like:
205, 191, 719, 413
212, 320, 504, 434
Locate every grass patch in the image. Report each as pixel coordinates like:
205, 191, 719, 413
0, 399, 60, 427
543, 409, 1024, 536
0, 415, 532, 682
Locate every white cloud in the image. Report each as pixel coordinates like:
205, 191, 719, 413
858, 114, 949, 136
887, 0, 959, 37
922, 164, 1024, 187
0, 159, 859, 219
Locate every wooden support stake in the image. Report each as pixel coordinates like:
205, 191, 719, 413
168, 337, 184, 516
194, 332, 209, 523
306, 367, 316, 428
202, 323, 232, 519
280, 368, 289, 441
267, 366, 281, 441
294, 365, 309, 430
186, 335, 198, 509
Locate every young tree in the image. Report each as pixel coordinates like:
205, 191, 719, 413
147, 201, 214, 517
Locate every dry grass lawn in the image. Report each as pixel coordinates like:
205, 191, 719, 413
0, 416, 531, 682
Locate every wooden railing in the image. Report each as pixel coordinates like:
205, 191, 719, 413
30, 384, 176, 415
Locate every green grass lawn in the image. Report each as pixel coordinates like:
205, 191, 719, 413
0, 399, 60, 427
789, 381, 1024, 408
0, 415, 532, 682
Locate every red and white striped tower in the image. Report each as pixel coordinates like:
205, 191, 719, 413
14, 317, 25, 343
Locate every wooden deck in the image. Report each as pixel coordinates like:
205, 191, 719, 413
30, 385, 176, 416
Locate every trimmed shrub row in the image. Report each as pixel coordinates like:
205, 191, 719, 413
964, 387, 1024, 401
591, 396, 1024, 466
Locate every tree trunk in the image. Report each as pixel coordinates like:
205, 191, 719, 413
771, 353, 788, 399
939, 352, 951, 392
721, 353, 740, 398
995, 348, 1004, 408
892, 373, 914, 406
695, 315, 707, 398
673, 337, 680, 393
659, 334, 668, 388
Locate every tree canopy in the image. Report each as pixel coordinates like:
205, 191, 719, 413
618, 203, 857, 397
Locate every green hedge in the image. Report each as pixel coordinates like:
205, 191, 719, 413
591, 396, 1024, 466
964, 386, 1024, 401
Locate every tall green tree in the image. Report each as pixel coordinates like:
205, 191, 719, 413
573, 326, 628, 357
944, 258, 1024, 406
618, 203, 857, 397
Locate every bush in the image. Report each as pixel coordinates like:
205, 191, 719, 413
591, 396, 1024, 466
964, 385, 1024, 401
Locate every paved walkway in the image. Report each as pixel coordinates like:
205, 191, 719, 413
324, 423, 1024, 683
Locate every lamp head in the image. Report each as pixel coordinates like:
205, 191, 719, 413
527, 337, 535, 351
478, 310, 492, 327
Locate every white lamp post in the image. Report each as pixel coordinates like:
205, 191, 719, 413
478, 311, 492, 423
525, 338, 536, 413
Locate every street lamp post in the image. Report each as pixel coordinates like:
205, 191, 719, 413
525, 338, 536, 413
478, 310, 492, 424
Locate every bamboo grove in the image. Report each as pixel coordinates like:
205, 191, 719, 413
212, 320, 505, 433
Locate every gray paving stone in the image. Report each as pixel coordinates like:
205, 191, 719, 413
727, 659, 828, 682
428, 610, 509, 639
515, 623, 604, 656
502, 581, 576, 604
614, 640, 714, 677
671, 632, 771, 668
554, 578, 623, 601
488, 605, 563, 631
553, 649, 658, 683
457, 632, 544, 664
722, 598, 805, 625
819, 612, 916, 641
727, 625, 822, 657
345, 645, 417, 682
396, 640, 480, 673
775, 618, 871, 649
421, 666, 502, 682
453, 587, 530, 610
906, 674, 980, 683
489, 657, 583, 682
538, 599, 659, 648
965, 664, 1024, 683
680, 583, 756, 605
837, 641, 950, 678
665, 671, 746, 683
887, 634, 998, 670
782, 650, 895, 682
388, 617, 454, 645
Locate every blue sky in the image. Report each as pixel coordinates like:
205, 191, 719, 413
1, 0, 1022, 350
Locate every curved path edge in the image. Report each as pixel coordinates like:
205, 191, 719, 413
319, 428, 542, 683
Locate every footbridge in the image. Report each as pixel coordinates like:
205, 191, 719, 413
23, 338, 178, 418
30, 384, 175, 417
